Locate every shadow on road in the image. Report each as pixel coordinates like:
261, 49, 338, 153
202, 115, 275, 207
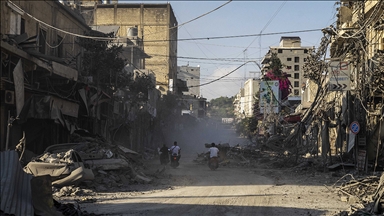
81, 202, 329, 216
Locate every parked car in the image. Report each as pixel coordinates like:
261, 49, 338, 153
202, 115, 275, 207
24, 143, 94, 187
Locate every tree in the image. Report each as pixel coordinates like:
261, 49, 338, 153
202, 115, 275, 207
78, 32, 128, 89
208, 96, 234, 119
269, 52, 283, 76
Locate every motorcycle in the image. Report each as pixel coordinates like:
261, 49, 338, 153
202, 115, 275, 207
208, 157, 219, 170
160, 152, 169, 165
170, 154, 179, 168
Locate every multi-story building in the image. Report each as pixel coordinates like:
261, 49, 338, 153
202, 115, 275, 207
0, 0, 90, 151
327, 0, 383, 162
233, 88, 245, 120
80, 3, 179, 95
243, 78, 260, 117
177, 65, 200, 97
261, 37, 314, 101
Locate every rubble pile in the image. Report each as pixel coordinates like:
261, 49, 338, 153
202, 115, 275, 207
333, 173, 384, 215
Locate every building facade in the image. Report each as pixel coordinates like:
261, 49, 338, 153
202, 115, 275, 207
243, 78, 260, 117
80, 3, 178, 95
177, 65, 200, 97
261, 37, 314, 100
1, 0, 90, 151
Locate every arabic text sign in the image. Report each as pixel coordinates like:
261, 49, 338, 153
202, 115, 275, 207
328, 61, 351, 91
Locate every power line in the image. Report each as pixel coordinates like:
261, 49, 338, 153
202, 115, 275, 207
143, 0, 232, 37
146, 29, 323, 42
7, 1, 323, 44
189, 61, 260, 88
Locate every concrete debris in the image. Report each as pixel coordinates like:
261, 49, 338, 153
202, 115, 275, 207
333, 173, 384, 215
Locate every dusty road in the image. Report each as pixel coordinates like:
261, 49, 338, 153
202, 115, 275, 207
59, 122, 349, 216
76, 153, 349, 216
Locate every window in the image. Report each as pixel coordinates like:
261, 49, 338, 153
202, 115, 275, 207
278, 49, 282, 53
294, 57, 299, 63
294, 65, 300, 71
20, 18, 25, 34
287, 58, 292, 61
294, 89, 299, 95
294, 73, 299, 79
57, 35, 63, 58
39, 29, 47, 54
286, 66, 292, 70
304, 58, 307, 62
10, 11, 21, 34
7, 2, 24, 34
304, 49, 308, 54
294, 81, 299, 87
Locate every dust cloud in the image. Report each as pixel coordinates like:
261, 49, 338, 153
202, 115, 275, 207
161, 116, 249, 158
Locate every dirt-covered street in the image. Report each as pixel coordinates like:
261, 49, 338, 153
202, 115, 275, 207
54, 123, 351, 216
56, 153, 349, 216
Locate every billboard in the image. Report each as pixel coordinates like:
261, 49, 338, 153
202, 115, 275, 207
259, 80, 280, 114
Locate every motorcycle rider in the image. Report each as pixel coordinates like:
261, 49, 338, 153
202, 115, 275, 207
208, 143, 219, 166
169, 141, 181, 162
159, 144, 169, 165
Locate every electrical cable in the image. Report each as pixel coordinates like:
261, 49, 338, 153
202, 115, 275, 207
143, 0, 232, 37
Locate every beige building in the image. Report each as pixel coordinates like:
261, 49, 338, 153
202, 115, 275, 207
80, 3, 178, 95
261, 37, 314, 100
177, 65, 200, 97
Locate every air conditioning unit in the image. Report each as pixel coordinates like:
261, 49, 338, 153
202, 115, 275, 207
4, 90, 15, 104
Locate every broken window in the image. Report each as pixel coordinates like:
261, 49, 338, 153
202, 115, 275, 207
9, 11, 21, 34
21, 18, 25, 34
39, 28, 47, 54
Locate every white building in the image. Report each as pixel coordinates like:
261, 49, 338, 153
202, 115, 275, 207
177, 65, 200, 97
243, 78, 260, 117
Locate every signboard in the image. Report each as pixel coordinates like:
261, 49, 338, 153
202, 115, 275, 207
328, 61, 351, 91
259, 80, 280, 114
350, 121, 360, 134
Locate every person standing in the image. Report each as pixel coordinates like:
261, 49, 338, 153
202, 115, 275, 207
208, 143, 219, 159
169, 141, 181, 161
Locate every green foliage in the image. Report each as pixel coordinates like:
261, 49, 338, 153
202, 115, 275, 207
235, 117, 258, 139
270, 52, 283, 76
157, 94, 180, 120
208, 96, 234, 119
127, 72, 155, 103
78, 32, 128, 89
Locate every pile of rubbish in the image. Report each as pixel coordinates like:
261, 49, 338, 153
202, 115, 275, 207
333, 173, 384, 216
1, 131, 156, 216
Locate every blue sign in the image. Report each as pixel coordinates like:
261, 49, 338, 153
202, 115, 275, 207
350, 121, 360, 134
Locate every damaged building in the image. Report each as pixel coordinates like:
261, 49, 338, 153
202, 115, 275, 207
297, 0, 384, 170
0, 0, 161, 156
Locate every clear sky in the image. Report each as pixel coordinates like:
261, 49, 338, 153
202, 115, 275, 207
139, 1, 338, 101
